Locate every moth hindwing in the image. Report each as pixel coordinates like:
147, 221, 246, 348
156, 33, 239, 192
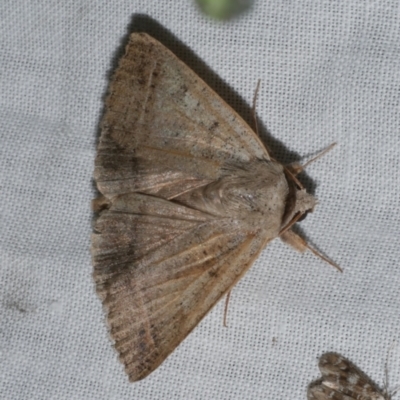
92, 32, 335, 381
308, 353, 391, 400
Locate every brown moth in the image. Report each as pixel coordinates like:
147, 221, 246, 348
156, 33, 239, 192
92, 32, 339, 381
308, 353, 396, 400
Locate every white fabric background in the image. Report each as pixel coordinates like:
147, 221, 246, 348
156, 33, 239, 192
1, 1, 400, 399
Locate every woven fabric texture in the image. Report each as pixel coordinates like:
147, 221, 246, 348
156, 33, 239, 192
1, 1, 399, 399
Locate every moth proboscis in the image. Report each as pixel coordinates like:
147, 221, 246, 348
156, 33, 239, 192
92, 32, 340, 381
308, 352, 398, 400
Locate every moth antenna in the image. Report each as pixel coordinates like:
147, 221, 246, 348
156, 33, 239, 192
384, 341, 398, 398
391, 385, 400, 398
384, 344, 391, 396
301, 142, 337, 170
223, 290, 232, 327
251, 79, 261, 137
287, 142, 337, 176
283, 167, 304, 190
280, 229, 342, 272
306, 242, 342, 272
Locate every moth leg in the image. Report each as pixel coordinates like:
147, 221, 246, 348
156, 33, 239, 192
251, 79, 273, 158
286, 143, 337, 176
280, 229, 342, 272
223, 290, 232, 327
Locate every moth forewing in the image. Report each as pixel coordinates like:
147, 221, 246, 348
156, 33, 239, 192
92, 32, 334, 381
308, 353, 392, 400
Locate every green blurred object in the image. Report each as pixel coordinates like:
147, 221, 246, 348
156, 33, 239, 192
196, 0, 253, 20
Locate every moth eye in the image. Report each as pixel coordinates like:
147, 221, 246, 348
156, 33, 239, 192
297, 210, 310, 222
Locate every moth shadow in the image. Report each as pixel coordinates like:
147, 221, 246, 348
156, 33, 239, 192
94, 14, 317, 195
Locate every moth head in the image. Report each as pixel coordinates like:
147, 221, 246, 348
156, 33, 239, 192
281, 174, 317, 232
293, 188, 317, 215
279, 143, 337, 232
